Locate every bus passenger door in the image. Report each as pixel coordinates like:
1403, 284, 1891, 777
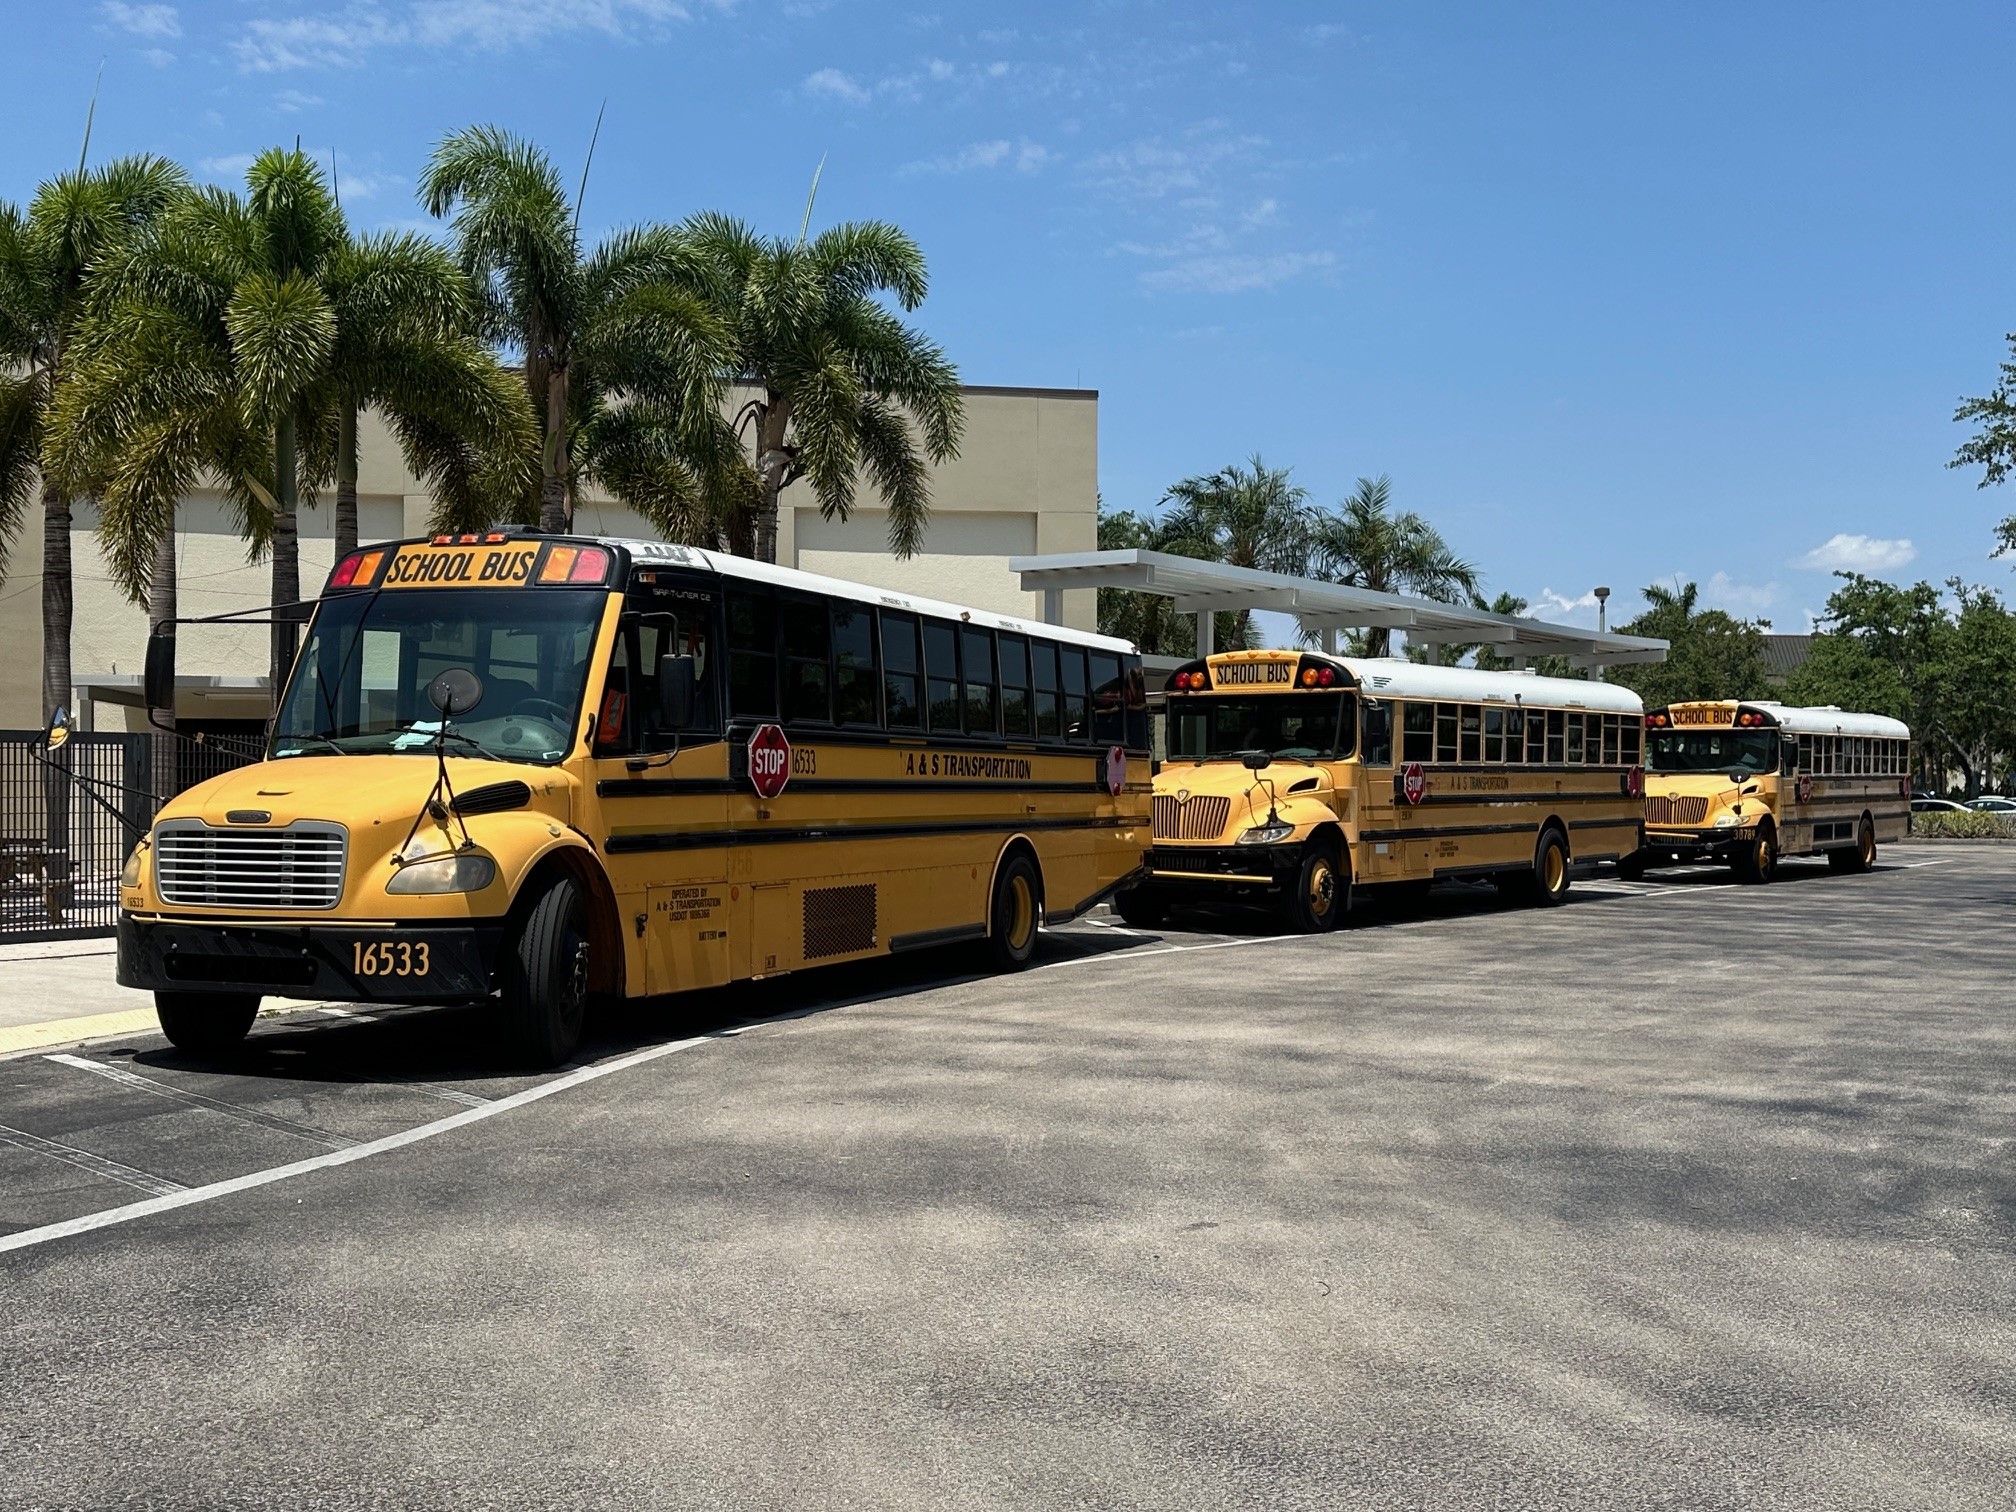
1356, 698, 1402, 882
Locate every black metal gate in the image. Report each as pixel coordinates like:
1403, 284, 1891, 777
0, 730, 261, 944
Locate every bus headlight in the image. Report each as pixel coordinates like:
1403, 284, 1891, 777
1712, 814, 1738, 828
386, 851, 498, 894
1237, 821, 1296, 845
121, 840, 149, 888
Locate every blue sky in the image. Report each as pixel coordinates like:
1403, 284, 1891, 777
12, 0, 2016, 637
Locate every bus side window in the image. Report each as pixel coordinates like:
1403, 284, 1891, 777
1622, 716, 1641, 765
1032, 639, 1062, 739
1565, 713, 1585, 764
1401, 702, 1433, 763
1123, 657, 1149, 750
1435, 703, 1458, 763
1546, 710, 1566, 764
963, 625, 999, 735
1526, 708, 1546, 763
924, 619, 962, 733
781, 596, 832, 725
998, 633, 1032, 737
595, 631, 633, 754
1459, 704, 1482, 764
1363, 700, 1393, 766
882, 612, 921, 729
1482, 706, 1503, 763
1602, 715, 1620, 766
1091, 650, 1124, 744
727, 589, 777, 719
1061, 647, 1091, 742
834, 603, 879, 726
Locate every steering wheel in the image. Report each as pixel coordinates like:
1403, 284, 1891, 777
512, 697, 569, 724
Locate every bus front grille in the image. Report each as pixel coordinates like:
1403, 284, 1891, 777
153, 820, 348, 911
1645, 795, 1710, 826
1153, 794, 1231, 840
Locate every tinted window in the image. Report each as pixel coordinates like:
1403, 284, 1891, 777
962, 625, 997, 735
834, 604, 878, 726
1402, 701, 1433, 763
882, 612, 921, 730
1364, 700, 1394, 766
998, 633, 1032, 737
1031, 639, 1061, 738
924, 619, 962, 733
1090, 650, 1123, 744
780, 596, 831, 724
1123, 658, 1149, 750
727, 590, 776, 719
1060, 646, 1090, 743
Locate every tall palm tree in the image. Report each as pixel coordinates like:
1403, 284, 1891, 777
0, 153, 187, 728
1308, 475, 1481, 656
1157, 454, 1311, 649
679, 211, 964, 562
420, 125, 743, 540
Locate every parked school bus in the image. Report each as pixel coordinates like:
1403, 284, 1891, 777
118, 532, 1152, 1065
1632, 701, 1910, 881
1114, 651, 1645, 931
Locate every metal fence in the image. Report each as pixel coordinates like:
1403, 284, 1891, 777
0, 729, 262, 944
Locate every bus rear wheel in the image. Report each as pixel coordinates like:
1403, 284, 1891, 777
1830, 817, 1877, 873
1281, 843, 1345, 934
1500, 827, 1571, 907
501, 875, 590, 1068
1733, 823, 1778, 885
986, 852, 1043, 971
155, 991, 259, 1057
1112, 885, 1167, 930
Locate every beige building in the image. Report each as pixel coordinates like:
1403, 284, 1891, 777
0, 383, 1098, 733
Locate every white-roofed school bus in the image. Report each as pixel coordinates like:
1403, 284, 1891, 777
1113, 650, 1645, 932
118, 531, 1152, 1065
1633, 701, 1910, 881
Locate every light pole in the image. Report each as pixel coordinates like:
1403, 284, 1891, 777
1593, 586, 1611, 681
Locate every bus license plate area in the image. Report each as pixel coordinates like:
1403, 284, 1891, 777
125, 921, 504, 1002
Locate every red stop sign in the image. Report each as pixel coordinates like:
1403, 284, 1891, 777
1401, 761, 1427, 806
748, 723, 792, 799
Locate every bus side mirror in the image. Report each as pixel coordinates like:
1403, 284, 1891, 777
657, 654, 697, 729
144, 628, 176, 714
1782, 739, 1799, 772
1242, 751, 1272, 772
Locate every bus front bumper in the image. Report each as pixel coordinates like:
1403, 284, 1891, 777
1639, 826, 1751, 865
1141, 844, 1299, 895
117, 915, 507, 1003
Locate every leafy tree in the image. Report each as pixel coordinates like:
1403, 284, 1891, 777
678, 210, 963, 562
1462, 591, 1579, 678
1157, 454, 1310, 649
421, 125, 744, 539
1094, 503, 1246, 655
1307, 475, 1479, 656
1607, 580, 1768, 709
0, 151, 187, 727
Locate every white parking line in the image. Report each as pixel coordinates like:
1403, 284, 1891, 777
0, 1029, 723, 1257
45, 1055, 358, 1150
0, 1123, 186, 1198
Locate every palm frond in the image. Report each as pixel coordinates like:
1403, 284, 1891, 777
0, 368, 46, 589
854, 395, 930, 558
808, 221, 928, 309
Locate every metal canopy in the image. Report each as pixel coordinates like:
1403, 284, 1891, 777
1010, 549, 1667, 669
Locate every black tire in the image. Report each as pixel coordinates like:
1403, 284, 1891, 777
985, 852, 1043, 971
1112, 885, 1166, 930
154, 992, 259, 1056
1830, 817, 1876, 874
1280, 843, 1345, 934
1732, 822, 1778, 885
501, 875, 591, 1068
1500, 827, 1571, 907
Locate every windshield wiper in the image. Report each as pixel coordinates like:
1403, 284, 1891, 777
433, 730, 506, 762
273, 732, 351, 757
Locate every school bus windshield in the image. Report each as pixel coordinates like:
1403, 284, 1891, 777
1168, 693, 1355, 761
1646, 728, 1778, 776
271, 587, 605, 764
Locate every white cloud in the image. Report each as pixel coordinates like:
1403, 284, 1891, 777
198, 153, 256, 180
273, 88, 323, 111
1701, 571, 1778, 615
1536, 588, 1601, 620
1240, 198, 1280, 228
234, 0, 732, 71
925, 57, 954, 80
985, 60, 1009, 77
140, 47, 176, 67
802, 66, 870, 104
1139, 249, 1335, 295
903, 138, 1054, 176
1082, 122, 1269, 199
1796, 533, 1916, 573
102, 2, 180, 39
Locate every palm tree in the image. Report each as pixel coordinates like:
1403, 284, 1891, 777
420, 125, 743, 540
679, 211, 964, 562
0, 153, 187, 727
1156, 454, 1311, 649
1308, 475, 1481, 656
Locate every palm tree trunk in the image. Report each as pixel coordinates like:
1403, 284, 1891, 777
40, 479, 73, 923
270, 414, 300, 700
335, 404, 359, 558
539, 366, 570, 533
751, 397, 793, 565
1367, 628, 1392, 658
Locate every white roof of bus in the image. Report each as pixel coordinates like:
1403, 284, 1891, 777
1329, 656, 1645, 713
605, 538, 1135, 653
1747, 703, 1910, 739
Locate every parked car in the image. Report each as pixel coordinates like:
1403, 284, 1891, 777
1912, 797, 1970, 813
1966, 796, 2016, 813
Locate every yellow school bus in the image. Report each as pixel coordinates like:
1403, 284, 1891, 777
1114, 650, 1645, 931
118, 531, 1152, 1064
1633, 701, 1910, 881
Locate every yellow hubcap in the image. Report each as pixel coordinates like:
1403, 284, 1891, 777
1544, 847, 1565, 892
1008, 876, 1035, 947
1861, 829, 1874, 863
1309, 862, 1335, 917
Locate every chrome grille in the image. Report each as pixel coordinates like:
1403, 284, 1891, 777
1645, 795, 1710, 826
153, 820, 348, 910
1153, 794, 1231, 840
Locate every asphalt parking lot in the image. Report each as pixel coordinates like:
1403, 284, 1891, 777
3, 844, 2012, 1510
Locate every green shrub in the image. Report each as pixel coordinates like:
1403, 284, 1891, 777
1909, 809, 2016, 839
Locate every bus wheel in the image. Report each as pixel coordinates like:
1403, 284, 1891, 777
1113, 886, 1166, 930
1733, 823, 1778, 885
155, 992, 259, 1057
501, 875, 590, 1067
1831, 817, 1877, 873
1502, 827, 1571, 907
1281, 843, 1345, 934
986, 852, 1043, 971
